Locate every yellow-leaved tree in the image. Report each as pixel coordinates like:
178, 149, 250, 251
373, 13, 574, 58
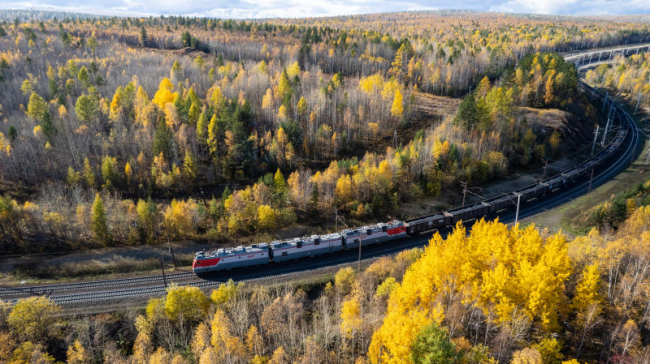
153, 78, 175, 109
573, 263, 602, 356
191, 322, 211, 359
257, 205, 278, 231
369, 219, 572, 364
163, 285, 210, 323
287, 61, 300, 79
340, 298, 363, 339
210, 279, 242, 306
262, 88, 273, 110
335, 175, 353, 205
390, 89, 403, 117
211, 309, 245, 363
66, 340, 89, 364
278, 70, 292, 100
297, 96, 308, 119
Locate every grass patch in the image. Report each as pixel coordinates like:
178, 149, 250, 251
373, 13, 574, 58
10, 252, 195, 281
13, 257, 163, 279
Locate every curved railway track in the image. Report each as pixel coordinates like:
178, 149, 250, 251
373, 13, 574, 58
0, 45, 643, 307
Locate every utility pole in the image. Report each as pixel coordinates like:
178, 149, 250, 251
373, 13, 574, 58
167, 234, 177, 269
358, 232, 363, 271
601, 117, 611, 147
335, 209, 338, 232
169, 241, 177, 269
461, 181, 468, 207
514, 193, 521, 225
160, 256, 168, 289
541, 158, 548, 181
588, 168, 594, 196
393, 130, 398, 149
592, 125, 600, 155
602, 92, 608, 112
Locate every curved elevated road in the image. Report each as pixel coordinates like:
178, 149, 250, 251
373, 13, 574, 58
0, 45, 644, 307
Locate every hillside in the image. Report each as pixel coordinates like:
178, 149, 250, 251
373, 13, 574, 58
1, 8, 650, 364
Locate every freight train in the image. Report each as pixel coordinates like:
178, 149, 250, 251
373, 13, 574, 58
193, 220, 408, 273
193, 83, 633, 275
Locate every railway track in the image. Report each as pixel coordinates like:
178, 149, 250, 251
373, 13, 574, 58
5, 259, 386, 305
0, 45, 643, 307
0, 272, 197, 298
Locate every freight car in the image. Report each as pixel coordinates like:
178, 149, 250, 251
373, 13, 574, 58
194, 84, 633, 275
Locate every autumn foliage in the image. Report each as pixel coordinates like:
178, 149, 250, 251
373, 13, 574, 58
2, 207, 650, 363
369, 219, 572, 363
0, 11, 647, 252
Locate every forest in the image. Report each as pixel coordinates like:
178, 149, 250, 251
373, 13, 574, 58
1, 7, 650, 364
1, 11, 648, 253
585, 51, 650, 113
2, 193, 650, 363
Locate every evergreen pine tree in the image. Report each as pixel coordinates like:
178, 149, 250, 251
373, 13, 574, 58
410, 322, 456, 364
153, 118, 173, 160
91, 193, 110, 245
309, 182, 319, 213
140, 26, 148, 47
196, 111, 208, 144
40, 110, 56, 142
453, 94, 479, 131
78, 66, 90, 88
8, 125, 17, 142
273, 169, 287, 205
183, 150, 197, 183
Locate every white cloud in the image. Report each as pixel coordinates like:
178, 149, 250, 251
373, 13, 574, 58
490, 0, 650, 15
0, 0, 648, 18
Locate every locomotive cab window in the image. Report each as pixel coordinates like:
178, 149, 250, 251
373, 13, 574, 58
314, 238, 320, 245
297, 241, 303, 248
382, 226, 387, 232
367, 229, 372, 235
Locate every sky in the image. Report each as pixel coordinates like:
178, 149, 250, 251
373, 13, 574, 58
0, 0, 649, 18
